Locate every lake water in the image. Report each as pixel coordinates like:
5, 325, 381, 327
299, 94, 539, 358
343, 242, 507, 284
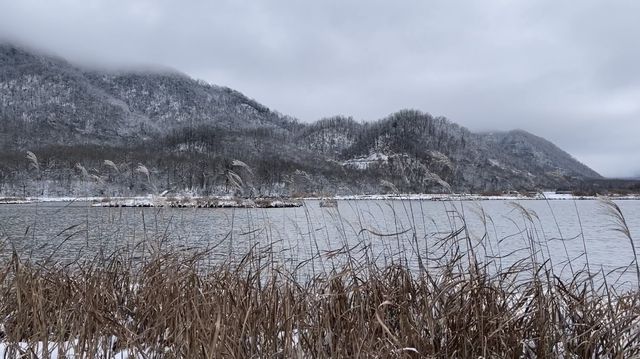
1, 199, 639, 287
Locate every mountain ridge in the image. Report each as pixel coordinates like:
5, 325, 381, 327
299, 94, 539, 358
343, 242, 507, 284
0, 42, 602, 197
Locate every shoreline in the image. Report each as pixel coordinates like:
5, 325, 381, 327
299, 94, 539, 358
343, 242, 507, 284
1, 192, 640, 206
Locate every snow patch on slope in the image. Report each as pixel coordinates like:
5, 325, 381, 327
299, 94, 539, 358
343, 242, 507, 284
343, 153, 389, 170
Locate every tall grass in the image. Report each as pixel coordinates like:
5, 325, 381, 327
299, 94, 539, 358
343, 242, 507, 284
601, 198, 640, 287
0, 201, 639, 358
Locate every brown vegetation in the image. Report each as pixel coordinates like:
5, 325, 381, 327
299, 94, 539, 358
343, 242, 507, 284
1, 230, 639, 357
0, 199, 639, 357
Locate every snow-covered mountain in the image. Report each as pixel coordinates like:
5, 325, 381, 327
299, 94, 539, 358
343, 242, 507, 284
0, 43, 601, 196
0, 43, 294, 148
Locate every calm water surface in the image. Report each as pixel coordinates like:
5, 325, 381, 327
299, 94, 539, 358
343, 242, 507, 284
1, 199, 639, 286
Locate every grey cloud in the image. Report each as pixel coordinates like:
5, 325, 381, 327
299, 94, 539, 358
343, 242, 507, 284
0, 0, 638, 177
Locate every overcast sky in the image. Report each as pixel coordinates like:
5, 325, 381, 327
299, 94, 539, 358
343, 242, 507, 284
1, 0, 638, 178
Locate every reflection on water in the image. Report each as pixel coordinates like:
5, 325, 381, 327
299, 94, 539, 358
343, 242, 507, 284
0, 199, 639, 286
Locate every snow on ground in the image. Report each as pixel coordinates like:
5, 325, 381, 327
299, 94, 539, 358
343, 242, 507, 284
90, 196, 303, 208
330, 193, 526, 201
317, 192, 640, 201
540, 191, 576, 200
488, 158, 504, 169
0, 198, 32, 204
2, 192, 640, 206
0, 341, 136, 359
343, 152, 389, 170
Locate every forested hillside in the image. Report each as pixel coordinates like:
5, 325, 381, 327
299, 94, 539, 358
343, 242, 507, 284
0, 43, 601, 197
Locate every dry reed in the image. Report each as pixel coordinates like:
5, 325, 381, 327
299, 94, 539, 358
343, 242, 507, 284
0, 204, 639, 358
